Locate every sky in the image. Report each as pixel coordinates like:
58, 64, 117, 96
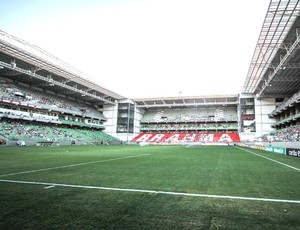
0, 0, 270, 99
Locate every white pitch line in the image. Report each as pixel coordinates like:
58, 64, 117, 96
235, 146, 300, 172
1, 179, 300, 204
44, 185, 55, 189
0, 154, 150, 177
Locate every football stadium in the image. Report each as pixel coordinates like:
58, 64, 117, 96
1, 1, 300, 229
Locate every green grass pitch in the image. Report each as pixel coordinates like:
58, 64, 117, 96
0, 145, 300, 229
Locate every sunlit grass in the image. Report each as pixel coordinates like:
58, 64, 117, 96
0, 145, 299, 229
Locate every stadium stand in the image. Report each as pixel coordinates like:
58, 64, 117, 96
0, 77, 121, 146
134, 105, 240, 144
141, 107, 237, 123
0, 119, 121, 146
0, 80, 106, 120
132, 132, 240, 144
269, 89, 300, 130
1, 0, 300, 148
140, 123, 238, 132
255, 125, 300, 142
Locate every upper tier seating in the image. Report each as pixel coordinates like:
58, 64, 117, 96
140, 123, 238, 131
141, 107, 238, 123
0, 82, 105, 120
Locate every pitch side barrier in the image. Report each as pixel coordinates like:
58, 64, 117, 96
238, 142, 300, 158
3, 140, 73, 147
136, 141, 232, 146
2, 140, 123, 147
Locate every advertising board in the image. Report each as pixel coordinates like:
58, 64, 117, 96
286, 148, 300, 158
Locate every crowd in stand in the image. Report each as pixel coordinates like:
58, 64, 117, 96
37, 96, 73, 110
0, 121, 75, 142
143, 108, 238, 123
0, 120, 119, 143
0, 83, 32, 103
0, 84, 72, 110
141, 123, 238, 131
0, 82, 103, 118
257, 125, 300, 142
0, 81, 114, 145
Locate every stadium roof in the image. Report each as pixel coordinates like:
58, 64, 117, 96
243, 0, 300, 99
0, 30, 124, 105
134, 94, 239, 109
2, 1, 300, 106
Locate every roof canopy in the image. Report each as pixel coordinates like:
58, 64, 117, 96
134, 94, 239, 109
243, 0, 300, 99
0, 30, 124, 105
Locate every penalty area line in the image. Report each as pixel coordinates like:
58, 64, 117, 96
1, 179, 300, 204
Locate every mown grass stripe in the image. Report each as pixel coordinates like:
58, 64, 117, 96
0, 154, 150, 177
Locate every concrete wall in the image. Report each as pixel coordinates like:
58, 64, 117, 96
103, 103, 118, 137
254, 98, 276, 136
103, 99, 143, 142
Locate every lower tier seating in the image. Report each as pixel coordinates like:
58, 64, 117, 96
131, 132, 241, 143
0, 120, 120, 144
